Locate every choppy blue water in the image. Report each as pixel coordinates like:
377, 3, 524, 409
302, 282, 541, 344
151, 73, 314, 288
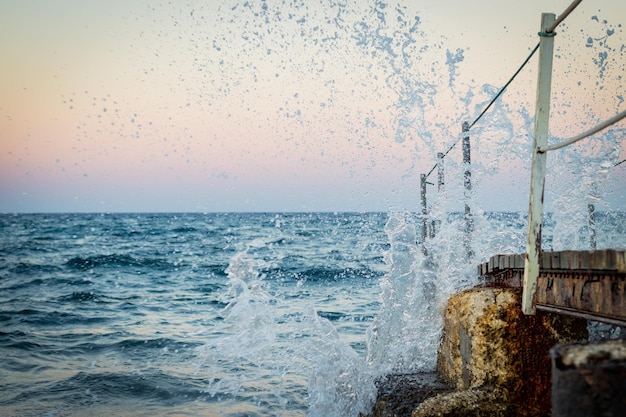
1, 211, 624, 417
0, 212, 389, 417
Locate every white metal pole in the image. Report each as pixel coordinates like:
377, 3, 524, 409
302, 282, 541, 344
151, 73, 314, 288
421, 173, 428, 247
429, 152, 445, 239
462, 122, 473, 260
437, 152, 445, 192
588, 202, 597, 250
522, 13, 556, 315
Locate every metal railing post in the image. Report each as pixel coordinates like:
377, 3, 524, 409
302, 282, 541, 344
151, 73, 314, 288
437, 152, 445, 192
522, 13, 556, 315
462, 122, 473, 260
420, 174, 428, 250
588, 203, 597, 250
429, 152, 445, 239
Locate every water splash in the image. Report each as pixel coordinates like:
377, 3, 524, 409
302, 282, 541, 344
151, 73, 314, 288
551, 127, 625, 250
198, 239, 378, 416
297, 307, 377, 417
446, 48, 465, 89
197, 211, 484, 416
588, 16, 622, 81
366, 212, 442, 372
191, 2, 626, 415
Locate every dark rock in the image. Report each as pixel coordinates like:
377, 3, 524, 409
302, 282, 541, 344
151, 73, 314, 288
367, 372, 454, 417
412, 387, 512, 417
366, 287, 589, 417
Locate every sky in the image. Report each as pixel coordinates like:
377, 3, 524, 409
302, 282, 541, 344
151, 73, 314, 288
1, 0, 625, 213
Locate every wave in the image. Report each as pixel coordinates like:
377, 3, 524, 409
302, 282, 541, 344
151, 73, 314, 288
56, 291, 103, 303
317, 310, 376, 322
9, 263, 62, 276
4, 309, 113, 327
200, 263, 229, 277
170, 226, 200, 233
1, 358, 53, 373
65, 254, 175, 271
0, 331, 44, 352
190, 282, 226, 294
53, 292, 143, 308
1, 330, 203, 363
3, 370, 209, 407
1, 278, 46, 292
266, 266, 382, 284
56, 337, 202, 359
115, 337, 197, 350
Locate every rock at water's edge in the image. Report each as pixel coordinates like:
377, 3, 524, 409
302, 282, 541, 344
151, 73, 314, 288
366, 287, 588, 416
435, 287, 587, 417
412, 387, 510, 417
368, 372, 454, 417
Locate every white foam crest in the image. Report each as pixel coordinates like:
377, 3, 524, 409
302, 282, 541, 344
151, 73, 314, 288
198, 242, 378, 416
366, 212, 446, 373
197, 248, 276, 397
295, 306, 377, 417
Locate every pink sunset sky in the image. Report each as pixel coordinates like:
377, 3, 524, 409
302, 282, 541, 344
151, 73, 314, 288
1, 0, 624, 213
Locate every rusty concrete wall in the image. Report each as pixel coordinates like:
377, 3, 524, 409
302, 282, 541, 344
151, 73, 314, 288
435, 287, 587, 417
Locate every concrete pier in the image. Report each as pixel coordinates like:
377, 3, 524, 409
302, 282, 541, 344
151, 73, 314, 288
367, 250, 626, 416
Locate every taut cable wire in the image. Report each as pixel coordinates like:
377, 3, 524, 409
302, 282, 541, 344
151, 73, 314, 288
423, 0, 584, 182
424, 42, 541, 181
468, 43, 540, 130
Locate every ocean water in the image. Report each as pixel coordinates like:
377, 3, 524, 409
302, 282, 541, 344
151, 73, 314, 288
1, 211, 624, 417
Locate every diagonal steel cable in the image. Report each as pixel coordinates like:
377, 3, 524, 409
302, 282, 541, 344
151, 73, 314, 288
423, 0, 584, 181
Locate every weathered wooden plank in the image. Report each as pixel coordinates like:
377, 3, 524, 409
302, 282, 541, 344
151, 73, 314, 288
618, 251, 626, 273
589, 249, 621, 271
561, 250, 574, 269
483, 251, 626, 274
590, 250, 604, 270
489, 256, 497, 273
579, 251, 590, 270
606, 249, 617, 270
570, 250, 580, 270
536, 272, 626, 325
481, 250, 626, 326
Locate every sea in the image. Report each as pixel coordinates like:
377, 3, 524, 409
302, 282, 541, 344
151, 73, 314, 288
1, 211, 625, 417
